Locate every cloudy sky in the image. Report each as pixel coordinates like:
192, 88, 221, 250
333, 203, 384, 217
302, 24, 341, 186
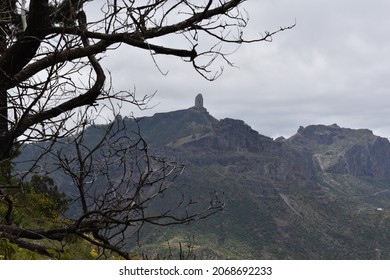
102, 0, 390, 139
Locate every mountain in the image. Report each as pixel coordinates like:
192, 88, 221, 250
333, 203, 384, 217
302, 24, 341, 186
16, 95, 390, 259
288, 124, 390, 179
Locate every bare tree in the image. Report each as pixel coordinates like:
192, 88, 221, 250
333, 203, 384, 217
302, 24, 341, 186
23, 113, 220, 258
0, 0, 294, 258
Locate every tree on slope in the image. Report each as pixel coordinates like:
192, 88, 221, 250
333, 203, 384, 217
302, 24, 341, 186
0, 0, 293, 258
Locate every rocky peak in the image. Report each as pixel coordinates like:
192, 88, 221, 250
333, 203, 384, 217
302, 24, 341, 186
211, 118, 274, 152
295, 124, 347, 145
192, 93, 207, 112
288, 124, 390, 179
214, 118, 257, 151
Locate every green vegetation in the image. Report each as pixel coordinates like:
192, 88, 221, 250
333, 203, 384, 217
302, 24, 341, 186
0, 174, 122, 260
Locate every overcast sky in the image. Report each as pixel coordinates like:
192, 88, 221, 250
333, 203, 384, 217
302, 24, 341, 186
101, 0, 390, 140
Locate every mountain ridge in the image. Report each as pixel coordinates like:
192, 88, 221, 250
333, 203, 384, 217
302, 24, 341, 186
128, 102, 390, 183
15, 95, 390, 259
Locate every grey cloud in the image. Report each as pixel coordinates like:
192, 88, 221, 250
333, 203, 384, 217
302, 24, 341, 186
101, 0, 390, 139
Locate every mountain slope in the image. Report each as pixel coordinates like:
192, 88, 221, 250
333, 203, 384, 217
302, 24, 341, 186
288, 124, 390, 179
16, 97, 390, 259
126, 105, 390, 259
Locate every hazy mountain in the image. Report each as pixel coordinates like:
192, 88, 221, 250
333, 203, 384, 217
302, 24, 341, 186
16, 96, 390, 259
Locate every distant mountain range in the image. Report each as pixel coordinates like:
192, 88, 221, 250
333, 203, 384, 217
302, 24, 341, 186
17, 95, 390, 259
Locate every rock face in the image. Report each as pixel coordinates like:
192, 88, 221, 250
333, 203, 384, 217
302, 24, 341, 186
288, 124, 390, 179
211, 118, 273, 152
154, 111, 318, 183
194, 93, 204, 109
195, 93, 203, 107
135, 107, 390, 183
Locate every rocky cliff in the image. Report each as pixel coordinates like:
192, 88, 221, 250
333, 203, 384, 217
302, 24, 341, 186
288, 124, 390, 179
